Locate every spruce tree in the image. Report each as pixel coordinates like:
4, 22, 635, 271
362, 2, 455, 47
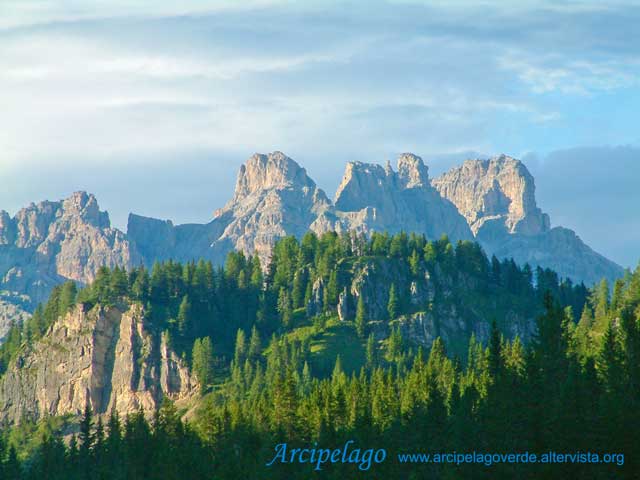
598, 320, 623, 393
79, 403, 94, 478
234, 329, 247, 366
488, 320, 502, 377
387, 283, 399, 320
355, 295, 367, 338
291, 270, 306, 309
248, 325, 262, 361
277, 287, 292, 328
192, 337, 214, 394
177, 294, 192, 338
366, 333, 377, 369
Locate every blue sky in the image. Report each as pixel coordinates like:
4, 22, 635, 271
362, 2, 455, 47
0, 0, 638, 267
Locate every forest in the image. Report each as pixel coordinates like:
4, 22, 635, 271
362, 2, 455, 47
0, 231, 637, 479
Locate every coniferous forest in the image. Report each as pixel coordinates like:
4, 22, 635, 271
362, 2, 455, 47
0, 232, 638, 479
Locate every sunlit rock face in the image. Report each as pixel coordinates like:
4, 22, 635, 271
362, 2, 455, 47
0, 303, 196, 425
0, 192, 140, 339
331, 153, 473, 242
433, 155, 623, 284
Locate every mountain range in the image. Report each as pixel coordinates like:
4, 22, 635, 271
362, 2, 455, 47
0, 152, 623, 339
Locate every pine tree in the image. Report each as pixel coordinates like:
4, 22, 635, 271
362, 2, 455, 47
409, 249, 421, 277
611, 278, 625, 312
248, 325, 262, 361
106, 408, 123, 479
575, 304, 595, 358
272, 368, 298, 436
592, 278, 610, 329
79, 403, 94, 478
234, 329, 247, 366
387, 326, 403, 360
5, 446, 20, 480
291, 270, 306, 309
488, 320, 502, 377
250, 256, 263, 288
332, 355, 346, 386
177, 294, 192, 338
355, 295, 367, 338
301, 361, 312, 394
366, 333, 377, 369
387, 283, 399, 320
94, 416, 106, 479
110, 267, 128, 298
192, 337, 214, 394
277, 287, 292, 328
598, 320, 623, 393
58, 281, 77, 316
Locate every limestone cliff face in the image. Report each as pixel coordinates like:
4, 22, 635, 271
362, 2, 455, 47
213, 152, 335, 266
128, 152, 472, 270
128, 151, 622, 285
0, 303, 195, 425
0, 192, 140, 338
338, 257, 536, 355
331, 154, 473, 242
128, 152, 337, 269
433, 156, 623, 284
0, 192, 138, 291
432, 155, 550, 237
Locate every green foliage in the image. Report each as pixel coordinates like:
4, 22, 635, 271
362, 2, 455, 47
192, 337, 214, 394
355, 295, 366, 338
277, 287, 292, 328
387, 283, 398, 320
3, 230, 639, 477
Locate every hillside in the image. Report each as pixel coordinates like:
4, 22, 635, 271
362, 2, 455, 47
0, 232, 588, 424
0, 232, 637, 478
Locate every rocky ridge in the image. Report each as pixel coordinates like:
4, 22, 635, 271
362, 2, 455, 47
433, 155, 623, 284
128, 152, 337, 269
0, 302, 195, 425
307, 255, 536, 355
0, 151, 624, 339
128, 152, 473, 270
0, 192, 139, 338
431, 155, 550, 236
331, 154, 473, 241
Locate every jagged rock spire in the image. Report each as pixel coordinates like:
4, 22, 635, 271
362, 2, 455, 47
432, 154, 550, 236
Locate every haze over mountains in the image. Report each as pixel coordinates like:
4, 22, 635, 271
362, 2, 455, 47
0, 152, 624, 338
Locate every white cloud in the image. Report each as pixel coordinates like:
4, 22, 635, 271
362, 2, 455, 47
499, 51, 640, 95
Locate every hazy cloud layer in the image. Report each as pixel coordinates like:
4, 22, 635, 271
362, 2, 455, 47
0, 1, 638, 267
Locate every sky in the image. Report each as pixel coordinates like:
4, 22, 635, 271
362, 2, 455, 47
0, 0, 638, 268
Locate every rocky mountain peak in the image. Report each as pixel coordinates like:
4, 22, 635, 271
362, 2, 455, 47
206, 152, 335, 267
232, 151, 322, 202
0, 191, 138, 329
60, 191, 110, 228
332, 154, 473, 242
397, 153, 429, 188
334, 153, 430, 210
433, 154, 550, 237
1, 151, 625, 343
334, 161, 389, 211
